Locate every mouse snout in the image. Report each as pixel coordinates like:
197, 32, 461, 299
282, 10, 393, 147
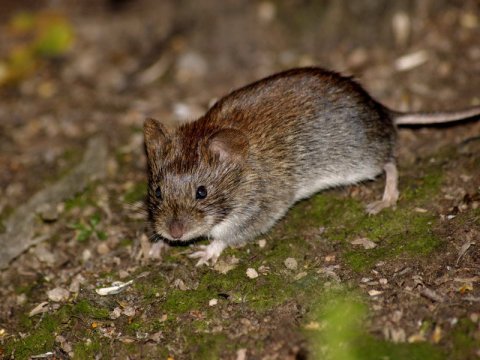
168, 220, 186, 239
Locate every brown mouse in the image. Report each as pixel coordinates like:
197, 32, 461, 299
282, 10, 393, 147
143, 67, 480, 266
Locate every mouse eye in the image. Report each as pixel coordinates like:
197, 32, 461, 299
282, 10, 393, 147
155, 186, 162, 200
196, 186, 207, 200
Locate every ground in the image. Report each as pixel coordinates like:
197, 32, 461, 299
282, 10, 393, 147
0, 1, 479, 359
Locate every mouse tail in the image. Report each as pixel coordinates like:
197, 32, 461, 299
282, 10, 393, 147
393, 106, 480, 125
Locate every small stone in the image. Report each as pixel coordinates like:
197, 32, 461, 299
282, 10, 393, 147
82, 249, 92, 262
38, 203, 59, 222
470, 313, 479, 323
379, 278, 388, 285
246, 268, 259, 279
351, 237, 377, 249
110, 307, 122, 319
209, 298, 218, 306
96, 243, 110, 255
123, 306, 136, 317
324, 254, 336, 262
16, 294, 27, 306
284, 257, 298, 270
368, 289, 383, 297
304, 321, 320, 330
258, 239, 267, 248
118, 270, 129, 279
236, 348, 247, 360
69, 274, 86, 293
47, 287, 70, 302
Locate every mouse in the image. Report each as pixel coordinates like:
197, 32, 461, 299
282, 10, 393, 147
143, 67, 480, 266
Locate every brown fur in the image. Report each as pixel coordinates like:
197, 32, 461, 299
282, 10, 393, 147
143, 67, 480, 265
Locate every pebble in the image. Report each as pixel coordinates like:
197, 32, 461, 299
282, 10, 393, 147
368, 289, 383, 297
258, 239, 267, 248
351, 237, 377, 249
47, 287, 70, 302
236, 348, 247, 360
123, 306, 136, 317
82, 249, 92, 262
324, 254, 336, 262
246, 268, 259, 279
38, 203, 59, 222
118, 270, 130, 279
284, 257, 298, 270
176, 51, 208, 82
96, 243, 110, 255
209, 298, 218, 306
69, 274, 86, 293
110, 307, 122, 319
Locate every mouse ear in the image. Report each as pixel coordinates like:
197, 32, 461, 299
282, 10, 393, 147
207, 128, 248, 162
144, 118, 169, 171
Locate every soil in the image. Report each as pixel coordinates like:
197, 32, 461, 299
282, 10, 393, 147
0, 1, 479, 359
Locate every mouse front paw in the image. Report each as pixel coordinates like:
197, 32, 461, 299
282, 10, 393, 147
188, 240, 227, 267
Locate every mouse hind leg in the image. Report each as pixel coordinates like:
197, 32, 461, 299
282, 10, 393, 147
366, 161, 399, 215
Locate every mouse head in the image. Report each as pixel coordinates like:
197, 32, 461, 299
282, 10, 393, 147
143, 117, 249, 243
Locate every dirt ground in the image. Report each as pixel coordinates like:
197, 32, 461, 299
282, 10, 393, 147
0, 1, 479, 359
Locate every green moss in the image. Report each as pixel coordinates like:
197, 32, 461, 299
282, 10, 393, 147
72, 337, 104, 360
402, 166, 443, 203
5, 314, 59, 360
72, 299, 110, 319
123, 182, 147, 204
70, 212, 106, 243
185, 332, 228, 360
64, 187, 95, 211
450, 318, 480, 359
281, 156, 447, 273
306, 290, 445, 360
284, 192, 442, 272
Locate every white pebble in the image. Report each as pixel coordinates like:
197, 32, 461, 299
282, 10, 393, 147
209, 298, 218, 306
82, 249, 92, 262
284, 257, 298, 270
368, 289, 383, 297
246, 268, 259, 279
47, 287, 70, 302
258, 239, 267, 248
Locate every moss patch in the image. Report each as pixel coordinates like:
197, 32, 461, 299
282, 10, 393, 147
123, 182, 147, 204
306, 290, 445, 360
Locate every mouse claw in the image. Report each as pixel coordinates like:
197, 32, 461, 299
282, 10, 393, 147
366, 200, 396, 215
188, 241, 226, 267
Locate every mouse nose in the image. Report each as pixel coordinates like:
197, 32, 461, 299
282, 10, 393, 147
168, 220, 185, 239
